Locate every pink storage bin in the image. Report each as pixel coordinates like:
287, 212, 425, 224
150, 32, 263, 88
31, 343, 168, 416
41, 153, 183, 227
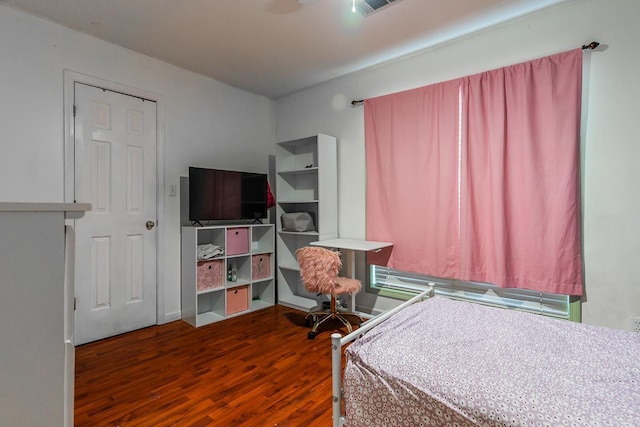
226, 227, 249, 255
252, 254, 271, 280
226, 285, 249, 315
197, 260, 224, 291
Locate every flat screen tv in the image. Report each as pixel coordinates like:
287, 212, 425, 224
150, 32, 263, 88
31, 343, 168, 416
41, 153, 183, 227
189, 167, 267, 223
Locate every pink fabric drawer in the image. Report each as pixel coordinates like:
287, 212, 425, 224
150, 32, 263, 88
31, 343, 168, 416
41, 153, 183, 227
252, 254, 271, 280
226, 285, 249, 315
197, 260, 224, 291
226, 227, 249, 255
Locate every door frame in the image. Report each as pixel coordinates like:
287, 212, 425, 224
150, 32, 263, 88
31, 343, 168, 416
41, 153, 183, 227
63, 69, 168, 326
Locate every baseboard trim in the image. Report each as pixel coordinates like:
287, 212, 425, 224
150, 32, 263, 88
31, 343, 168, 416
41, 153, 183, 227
160, 311, 181, 324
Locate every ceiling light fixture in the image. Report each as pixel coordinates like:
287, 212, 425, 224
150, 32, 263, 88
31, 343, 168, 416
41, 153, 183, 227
352, 0, 356, 13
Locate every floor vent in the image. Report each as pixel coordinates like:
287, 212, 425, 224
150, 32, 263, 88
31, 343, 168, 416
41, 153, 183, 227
355, 0, 404, 17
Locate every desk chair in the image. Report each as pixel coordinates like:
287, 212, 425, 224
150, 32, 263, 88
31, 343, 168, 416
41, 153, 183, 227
296, 246, 364, 339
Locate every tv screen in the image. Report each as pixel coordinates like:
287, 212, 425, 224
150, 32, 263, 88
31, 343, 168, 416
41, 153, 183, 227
189, 167, 267, 222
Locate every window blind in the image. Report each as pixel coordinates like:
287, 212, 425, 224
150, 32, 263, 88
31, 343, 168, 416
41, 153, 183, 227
371, 265, 571, 319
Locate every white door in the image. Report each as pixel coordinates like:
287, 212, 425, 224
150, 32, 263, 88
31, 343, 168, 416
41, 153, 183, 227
74, 82, 157, 345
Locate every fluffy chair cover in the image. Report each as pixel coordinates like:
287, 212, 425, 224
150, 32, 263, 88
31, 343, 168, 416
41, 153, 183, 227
296, 246, 361, 296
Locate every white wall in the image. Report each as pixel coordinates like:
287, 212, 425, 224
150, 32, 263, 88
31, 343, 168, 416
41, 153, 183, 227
275, 0, 640, 330
3, 0, 637, 331
0, 5, 276, 321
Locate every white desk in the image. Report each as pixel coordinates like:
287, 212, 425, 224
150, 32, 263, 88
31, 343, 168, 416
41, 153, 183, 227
310, 238, 393, 314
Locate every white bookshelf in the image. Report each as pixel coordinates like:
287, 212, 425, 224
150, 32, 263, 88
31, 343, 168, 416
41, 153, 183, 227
275, 134, 338, 311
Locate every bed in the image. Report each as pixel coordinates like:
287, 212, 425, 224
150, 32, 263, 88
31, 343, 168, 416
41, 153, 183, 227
331, 289, 640, 427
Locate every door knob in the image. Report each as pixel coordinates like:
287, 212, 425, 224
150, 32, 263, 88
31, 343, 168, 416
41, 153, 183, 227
146, 220, 155, 230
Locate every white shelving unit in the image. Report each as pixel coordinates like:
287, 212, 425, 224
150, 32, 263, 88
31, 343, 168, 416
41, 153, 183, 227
275, 134, 338, 311
181, 223, 275, 327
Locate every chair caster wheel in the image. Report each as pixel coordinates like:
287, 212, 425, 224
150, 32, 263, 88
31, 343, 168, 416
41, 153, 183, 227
307, 331, 316, 340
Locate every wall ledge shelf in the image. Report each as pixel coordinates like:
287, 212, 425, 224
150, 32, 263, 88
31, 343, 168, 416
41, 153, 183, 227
0, 202, 91, 212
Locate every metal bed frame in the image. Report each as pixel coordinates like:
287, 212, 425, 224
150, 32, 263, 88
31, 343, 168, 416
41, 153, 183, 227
330, 285, 435, 427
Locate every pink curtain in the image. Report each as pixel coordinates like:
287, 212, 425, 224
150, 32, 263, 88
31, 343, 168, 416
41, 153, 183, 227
365, 49, 583, 295
459, 49, 583, 295
365, 80, 460, 278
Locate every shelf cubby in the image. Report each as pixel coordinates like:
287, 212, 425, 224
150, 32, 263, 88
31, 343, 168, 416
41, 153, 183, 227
181, 224, 275, 327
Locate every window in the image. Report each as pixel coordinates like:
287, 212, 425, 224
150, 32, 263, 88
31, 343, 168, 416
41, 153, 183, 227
369, 264, 577, 320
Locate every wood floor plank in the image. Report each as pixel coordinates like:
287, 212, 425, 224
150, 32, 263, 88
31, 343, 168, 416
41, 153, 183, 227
75, 305, 350, 426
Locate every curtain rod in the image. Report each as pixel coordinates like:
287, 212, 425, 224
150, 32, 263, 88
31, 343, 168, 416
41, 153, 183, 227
350, 41, 600, 107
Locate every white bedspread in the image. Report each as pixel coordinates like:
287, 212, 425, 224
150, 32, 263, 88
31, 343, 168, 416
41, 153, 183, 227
343, 297, 640, 426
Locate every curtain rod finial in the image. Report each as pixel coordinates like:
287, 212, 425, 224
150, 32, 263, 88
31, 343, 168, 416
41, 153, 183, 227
351, 99, 364, 107
582, 41, 600, 50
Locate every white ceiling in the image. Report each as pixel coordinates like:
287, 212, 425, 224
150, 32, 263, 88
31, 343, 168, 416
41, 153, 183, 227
1, 0, 567, 99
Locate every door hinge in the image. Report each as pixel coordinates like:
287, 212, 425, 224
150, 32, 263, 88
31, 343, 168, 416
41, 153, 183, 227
73, 297, 77, 310
73, 104, 77, 117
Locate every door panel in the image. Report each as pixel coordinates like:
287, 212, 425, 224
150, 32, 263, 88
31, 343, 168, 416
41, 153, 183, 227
74, 83, 157, 345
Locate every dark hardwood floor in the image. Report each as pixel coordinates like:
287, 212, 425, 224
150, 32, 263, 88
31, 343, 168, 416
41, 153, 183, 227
74, 305, 348, 426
